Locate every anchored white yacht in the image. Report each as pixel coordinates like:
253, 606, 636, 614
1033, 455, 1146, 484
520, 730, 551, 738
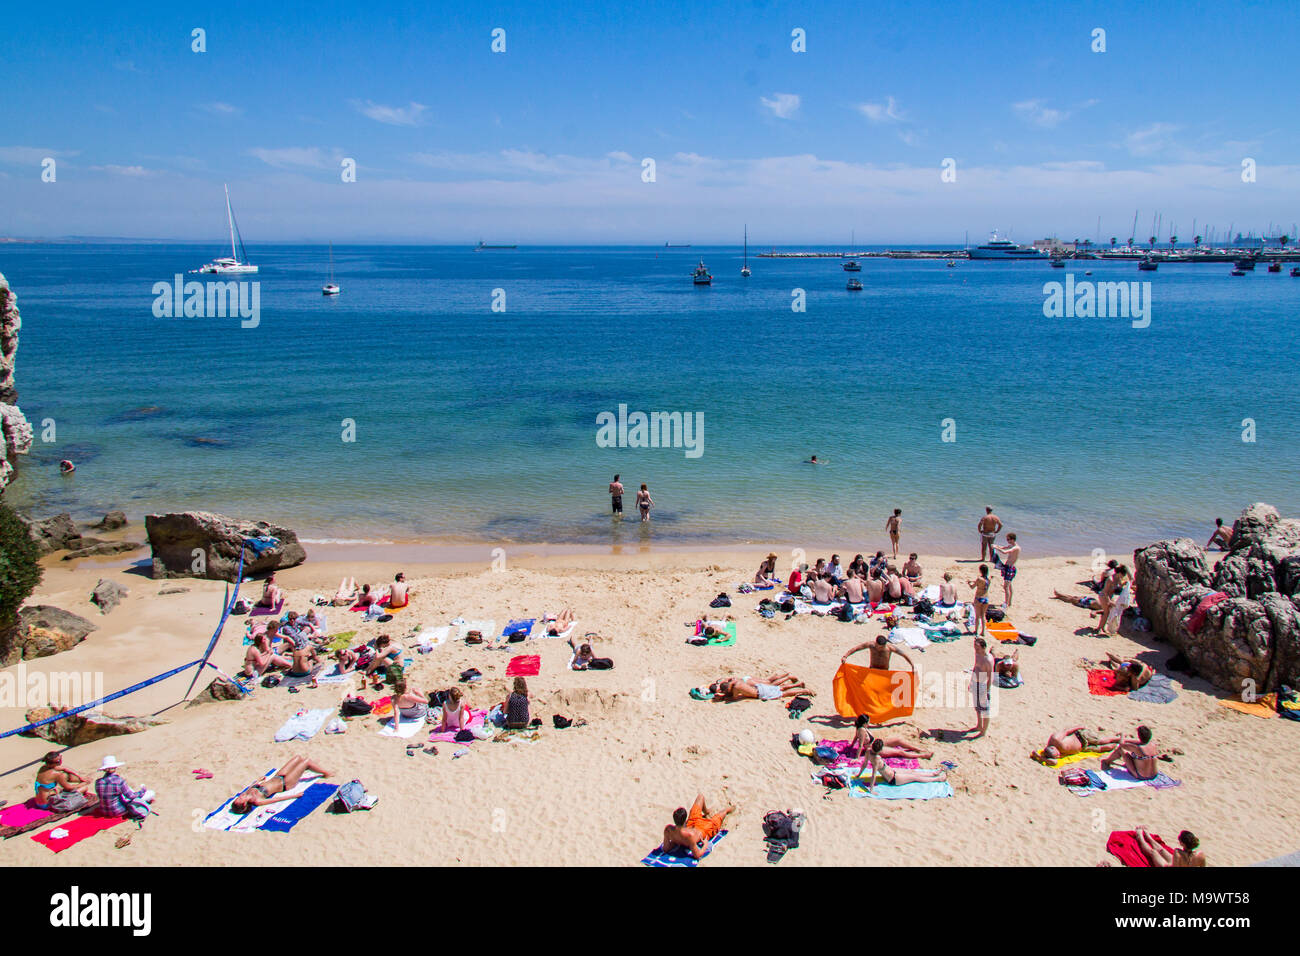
198, 185, 258, 274
967, 231, 1047, 260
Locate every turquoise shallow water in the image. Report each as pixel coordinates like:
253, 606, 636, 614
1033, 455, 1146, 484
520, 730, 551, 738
3, 243, 1297, 555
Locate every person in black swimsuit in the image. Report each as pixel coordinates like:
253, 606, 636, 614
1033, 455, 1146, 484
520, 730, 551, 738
230, 755, 333, 814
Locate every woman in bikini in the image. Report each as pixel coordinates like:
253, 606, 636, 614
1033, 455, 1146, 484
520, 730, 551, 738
390, 678, 428, 729
332, 578, 357, 607
545, 608, 575, 636
846, 714, 933, 761
229, 755, 332, 814
439, 687, 469, 731
636, 484, 653, 522
968, 565, 990, 637
242, 632, 290, 678
856, 739, 948, 789
1135, 827, 1206, 867
256, 574, 282, 609
33, 752, 94, 811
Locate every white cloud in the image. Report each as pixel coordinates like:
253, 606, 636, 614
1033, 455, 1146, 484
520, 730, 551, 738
1125, 122, 1180, 156
247, 146, 340, 169
856, 97, 905, 123
1013, 99, 1068, 128
760, 93, 801, 119
200, 102, 243, 116
350, 100, 429, 126
91, 164, 152, 176
0, 146, 79, 165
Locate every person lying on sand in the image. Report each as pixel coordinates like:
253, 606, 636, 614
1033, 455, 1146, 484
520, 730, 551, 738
842, 634, 915, 671
856, 739, 948, 789
333, 577, 357, 607
662, 794, 734, 859
243, 633, 290, 678
1136, 827, 1206, 867
846, 715, 933, 760
230, 755, 333, 814
1101, 725, 1159, 780
993, 647, 1021, 681
355, 583, 379, 608
1034, 726, 1123, 762
255, 574, 282, 609
545, 608, 575, 636
332, 647, 360, 674
1053, 589, 1100, 609
1100, 652, 1153, 690
709, 674, 811, 702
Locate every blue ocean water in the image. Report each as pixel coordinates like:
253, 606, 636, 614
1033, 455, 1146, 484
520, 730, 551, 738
2, 243, 1297, 556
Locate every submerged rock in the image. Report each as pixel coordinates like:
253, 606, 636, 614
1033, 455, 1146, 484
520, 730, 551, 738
146, 510, 306, 582
1135, 502, 1300, 694
62, 540, 144, 560
91, 510, 129, 531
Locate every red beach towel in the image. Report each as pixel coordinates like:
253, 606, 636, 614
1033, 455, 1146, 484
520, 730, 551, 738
1087, 670, 1125, 696
1187, 592, 1228, 635
31, 814, 123, 853
506, 655, 541, 677
1106, 830, 1174, 867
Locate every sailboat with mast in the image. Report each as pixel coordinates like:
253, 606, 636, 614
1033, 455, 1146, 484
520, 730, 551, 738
741, 225, 751, 277
322, 242, 340, 296
198, 184, 257, 274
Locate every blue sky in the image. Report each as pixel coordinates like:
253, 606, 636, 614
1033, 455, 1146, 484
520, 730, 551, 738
1, 0, 1296, 243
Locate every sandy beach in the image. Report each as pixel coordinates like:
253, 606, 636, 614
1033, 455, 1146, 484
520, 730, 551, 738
2, 538, 1297, 868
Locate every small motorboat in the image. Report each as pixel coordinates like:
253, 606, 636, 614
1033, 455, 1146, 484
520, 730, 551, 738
842, 259, 862, 272
1231, 269, 1246, 276
946, 259, 955, 268
1138, 257, 1158, 271
846, 278, 863, 291
1291, 267, 1300, 277
1049, 256, 1066, 268
1267, 261, 1282, 273
692, 261, 712, 285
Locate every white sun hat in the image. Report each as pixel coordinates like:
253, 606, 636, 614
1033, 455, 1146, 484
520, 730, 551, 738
98, 755, 125, 771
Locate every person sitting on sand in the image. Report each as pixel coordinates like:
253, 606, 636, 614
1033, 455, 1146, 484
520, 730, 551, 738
94, 756, 152, 819
390, 678, 428, 727
754, 554, 780, 587
33, 752, 94, 812
842, 634, 915, 672
332, 577, 357, 607
1206, 518, 1232, 552
243, 632, 291, 678
939, 572, 958, 607
1101, 725, 1159, 780
355, 583, 378, 608
846, 715, 933, 760
332, 647, 360, 674
388, 572, 410, 609
868, 551, 889, 575
255, 574, 282, 610
865, 570, 886, 606
1100, 652, 1153, 690
787, 563, 807, 593
545, 608, 575, 636
1035, 726, 1123, 762
827, 554, 846, 583
839, 574, 865, 604
503, 677, 532, 729
709, 674, 811, 702
848, 554, 867, 578
440, 686, 469, 731
1053, 589, 1101, 610
266, 620, 296, 657
810, 573, 836, 604
857, 739, 948, 789
902, 554, 923, 587
662, 794, 734, 859
280, 610, 315, 648
1135, 827, 1206, 867
569, 633, 613, 670
363, 635, 404, 682
229, 755, 333, 814
287, 643, 321, 679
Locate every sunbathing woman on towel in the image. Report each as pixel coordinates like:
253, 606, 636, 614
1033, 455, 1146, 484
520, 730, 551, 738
847, 714, 933, 761
545, 608, 575, 636
242, 633, 290, 678
1100, 652, 1153, 690
1135, 827, 1206, 867
230, 755, 333, 814
1034, 726, 1123, 762
857, 739, 948, 789
1053, 589, 1100, 609
754, 554, 780, 587
1100, 725, 1159, 780
256, 574, 282, 609
709, 674, 811, 702
332, 578, 357, 607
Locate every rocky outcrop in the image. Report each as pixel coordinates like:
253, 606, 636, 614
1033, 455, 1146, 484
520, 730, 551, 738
62, 540, 144, 560
0, 605, 97, 666
0, 273, 31, 491
187, 675, 248, 705
145, 511, 306, 582
91, 511, 128, 531
24, 513, 86, 555
90, 579, 128, 613
1135, 503, 1300, 694
21, 706, 165, 747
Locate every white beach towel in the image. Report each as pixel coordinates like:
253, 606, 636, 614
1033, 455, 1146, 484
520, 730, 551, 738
535, 622, 576, 640
274, 708, 332, 742
203, 770, 324, 832
414, 626, 452, 650
378, 714, 426, 738
889, 626, 932, 650
456, 619, 496, 641
314, 665, 354, 685
920, 585, 941, 603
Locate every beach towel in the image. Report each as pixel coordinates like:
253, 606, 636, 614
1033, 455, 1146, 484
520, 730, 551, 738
314, 665, 354, 685
1087, 670, 1125, 696
1, 794, 105, 839
919, 623, 962, 643
250, 598, 285, 618
641, 830, 728, 867
888, 627, 931, 650
987, 621, 1020, 643
1068, 766, 1180, 797
1217, 694, 1278, 719
203, 771, 327, 832
1106, 830, 1176, 867
325, 630, 357, 652
413, 626, 451, 650
274, 708, 333, 742
1187, 591, 1228, 634
280, 667, 322, 688
369, 695, 393, 718
997, 673, 1023, 688
378, 714, 426, 738
1128, 673, 1178, 704
832, 663, 915, 723
428, 708, 486, 743
506, 655, 541, 677
31, 813, 123, 853
919, 585, 942, 603
849, 778, 953, 800
813, 739, 919, 772
689, 687, 712, 701
503, 619, 535, 640
1031, 749, 1105, 768
258, 782, 337, 832
456, 619, 497, 641
689, 621, 737, 647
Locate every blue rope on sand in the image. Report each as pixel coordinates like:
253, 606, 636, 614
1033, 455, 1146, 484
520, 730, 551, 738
0, 544, 252, 739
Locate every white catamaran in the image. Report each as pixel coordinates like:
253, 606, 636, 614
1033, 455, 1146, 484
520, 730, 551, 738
198, 184, 258, 274
323, 242, 340, 296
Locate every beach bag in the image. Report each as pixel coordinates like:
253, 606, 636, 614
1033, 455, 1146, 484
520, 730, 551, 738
333, 779, 372, 813
819, 772, 846, 790
465, 630, 483, 645
914, 597, 934, 617
340, 696, 371, 717
48, 789, 90, 812
709, 593, 731, 609
787, 695, 812, 718
552, 714, 573, 729
779, 599, 796, 613
588, 657, 614, 669
987, 607, 1006, 622
762, 811, 796, 842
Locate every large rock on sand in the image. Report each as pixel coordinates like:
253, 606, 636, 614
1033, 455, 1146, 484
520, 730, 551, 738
1135, 503, 1300, 694
21, 707, 165, 747
23, 512, 83, 555
0, 606, 98, 666
145, 511, 306, 582
90, 579, 128, 613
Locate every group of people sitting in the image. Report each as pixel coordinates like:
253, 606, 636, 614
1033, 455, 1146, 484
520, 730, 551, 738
759, 551, 938, 607
33, 752, 152, 821
241, 608, 333, 679
330, 572, 411, 610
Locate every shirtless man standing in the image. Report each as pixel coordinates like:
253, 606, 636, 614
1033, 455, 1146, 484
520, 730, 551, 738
978, 507, 1003, 561
609, 474, 624, 518
885, 509, 902, 559
1101, 725, 1159, 780
842, 634, 915, 672
969, 637, 995, 738
662, 794, 734, 859
993, 532, 1021, 607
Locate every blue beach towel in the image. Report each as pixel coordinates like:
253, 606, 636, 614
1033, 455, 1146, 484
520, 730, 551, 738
503, 619, 535, 639
243, 536, 279, 556
849, 779, 953, 800
260, 782, 338, 833
641, 830, 728, 867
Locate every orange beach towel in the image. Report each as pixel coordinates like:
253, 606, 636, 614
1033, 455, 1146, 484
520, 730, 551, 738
832, 663, 915, 723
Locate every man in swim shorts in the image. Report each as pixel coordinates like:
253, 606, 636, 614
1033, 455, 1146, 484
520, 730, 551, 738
842, 634, 915, 671
609, 474, 624, 517
709, 674, 810, 702
993, 532, 1020, 607
388, 572, 410, 609
977, 507, 1003, 561
1035, 725, 1122, 762
969, 637, 994, 739
662, 794, 734, 859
